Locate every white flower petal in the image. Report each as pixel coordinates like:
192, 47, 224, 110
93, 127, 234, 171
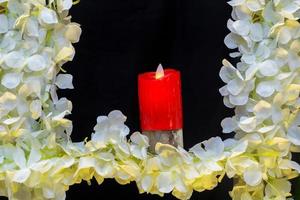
253, 100, 272, 119
39, 7, 58, 25
228, 0, 245, 6
4, 51, 25, 69
13, 147, 27, 169
232, 20, 250, 36
257, 125, 275, 133
243, 166, 262, 186
141, 175, 153, 192
203, 137, 225, 156
219, 63, 237, 83
58, 0, 73, 11
265, 179, 291, 198
65, 23, 82, 43
130, 132, 149, 147
3, 117, 20, 125
282, 2, 300, 15
12, 169, 31, 183
290, 40, 300, 52
239, 116, 256, 133
224, 96, 235, 108
130, 145, 146, 160
229, 93, 249, 106
1, 73, 22, 89
288, 51, 300, 70
157, 172, 174, 193
0, 92, 17, 110
258, 60, 278, 77
263, 2, 283, 24
249, 23, 263, 42
287, 126, 300, 145
241, 54, 256, 64
0, 14, 8, 33
221, 117, 237, 133
230, 140, 248, 157
246, 0, 263, 11
256, 81, 276, 97
27, 148, 41, 167
224, 33, 238, 49
227, 78, 245, 95
205, 161, 223, 171
26, 17, 39, 37
27, 54, 47, 71
241, 192, 253, 200
245, 64, 259, 81
55, 74, 74, 89
279, 159, 300, 173
55, 46, 75, 63
219, 85, 229, 96
230, 52, 242, 58
30, 100, 42, 120
278, 27, 292, 44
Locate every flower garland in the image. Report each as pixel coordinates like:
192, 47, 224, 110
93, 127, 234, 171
0, 0, 300, 200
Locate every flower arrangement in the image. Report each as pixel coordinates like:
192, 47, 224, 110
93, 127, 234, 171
0, 0, 300, 199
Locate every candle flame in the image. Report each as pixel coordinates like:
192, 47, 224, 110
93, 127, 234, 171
156, 64, 164, 79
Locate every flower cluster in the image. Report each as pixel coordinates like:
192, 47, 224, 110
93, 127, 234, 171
1, 0, 300, 200
221, 0, 300, 199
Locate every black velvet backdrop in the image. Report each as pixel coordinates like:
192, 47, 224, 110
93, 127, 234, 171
63, 0, 234, 199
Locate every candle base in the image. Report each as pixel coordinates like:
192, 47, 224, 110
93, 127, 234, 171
142, 129, 183, 152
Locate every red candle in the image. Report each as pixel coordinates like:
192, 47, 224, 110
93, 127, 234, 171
138, 65, 183, 131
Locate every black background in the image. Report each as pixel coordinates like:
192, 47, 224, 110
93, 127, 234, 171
63, 0, 234, 199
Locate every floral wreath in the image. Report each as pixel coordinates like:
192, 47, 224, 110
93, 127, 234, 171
0, 0, 300, 199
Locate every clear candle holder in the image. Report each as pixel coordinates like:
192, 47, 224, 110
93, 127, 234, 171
143, 129, 183, 152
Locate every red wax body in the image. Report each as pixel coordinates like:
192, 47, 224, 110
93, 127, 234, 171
138, 69, 183, 131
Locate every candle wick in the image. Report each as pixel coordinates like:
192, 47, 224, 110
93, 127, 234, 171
156, 64, 165, 79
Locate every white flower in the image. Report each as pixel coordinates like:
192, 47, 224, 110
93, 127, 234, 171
91, 111, 130, 153
219, 60, 254, 106
12, 146, 42, 183
190, 137, 225, 174
130, 132, 149, 160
